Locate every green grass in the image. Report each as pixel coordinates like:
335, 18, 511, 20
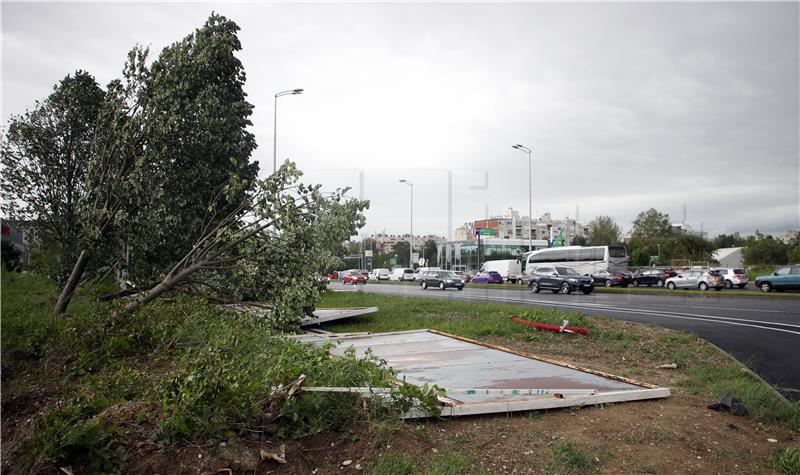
319, 291, 800, 432
769, 446, 800, 474
370, 453, 416, 475
318, 291, 592, 340
548, 440, 594, 474
369, 450, 484, 475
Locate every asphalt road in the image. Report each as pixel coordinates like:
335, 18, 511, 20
329, 282, 800, 400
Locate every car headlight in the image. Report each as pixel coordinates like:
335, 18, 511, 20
589, 279, 594, 284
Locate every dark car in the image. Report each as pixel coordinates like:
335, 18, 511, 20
591, 269, 632, 288
528, 266, 594, 294
419, 270, 465, 290
472, 271, 504, 284
754, 265, 800, 292
632, 268, 676, 288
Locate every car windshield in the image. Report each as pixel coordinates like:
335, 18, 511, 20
733, 269, 745, 275
441, 271, 457, 278
556, 267, 579, 276
488, 271, 501, 276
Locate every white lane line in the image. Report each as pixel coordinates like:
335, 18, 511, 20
646, 303, 790, 314
460, 294, 800, 329
456, 295, 800, 335
357, 285, 800, 333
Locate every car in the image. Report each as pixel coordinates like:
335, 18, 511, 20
665, 270, 713, 290
414, 267, 442, 281
389, 267, 415, 281
528, 265, 594, 294
713, 268, 749, 289
754, 265, 800, 292
342, 270, 367, 285
452, 271, 471, 283
590, 269, 632, 288
699, 270, 724, 291
471, 271, 504, 284
327, 271, 340, 280
632, 268, 677, 287
419, 270, 465, 290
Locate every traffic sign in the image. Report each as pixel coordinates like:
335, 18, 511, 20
475, 227, 497, 237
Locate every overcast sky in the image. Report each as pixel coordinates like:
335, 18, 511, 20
3, 1, 798, 239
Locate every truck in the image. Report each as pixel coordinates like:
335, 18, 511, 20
480, 259, 523, 283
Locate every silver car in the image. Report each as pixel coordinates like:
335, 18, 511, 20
665, 270, 705, 290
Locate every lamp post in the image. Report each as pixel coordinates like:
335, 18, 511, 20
512, 144, 533, 251
399, 179, 413, 267
273, 88, 303, 173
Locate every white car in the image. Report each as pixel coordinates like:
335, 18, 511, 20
713, 268, 749, 289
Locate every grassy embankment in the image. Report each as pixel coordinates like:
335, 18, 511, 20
3, 272, 798, 473
0, 273, 435, 473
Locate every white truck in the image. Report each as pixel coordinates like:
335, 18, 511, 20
480, 259, 522, 283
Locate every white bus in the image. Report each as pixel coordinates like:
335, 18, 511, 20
521, 245, 628, 277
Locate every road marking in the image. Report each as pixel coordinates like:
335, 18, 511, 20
455, 295, 800, 335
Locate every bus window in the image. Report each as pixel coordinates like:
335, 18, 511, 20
609, 246, 626, 258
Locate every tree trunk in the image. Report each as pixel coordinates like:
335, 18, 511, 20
54, 250, 90, 315
124, 263, 202, 313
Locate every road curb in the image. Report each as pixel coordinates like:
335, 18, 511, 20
705, 341, 790, 403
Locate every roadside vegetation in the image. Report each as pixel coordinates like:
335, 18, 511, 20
1, 273, 442, 473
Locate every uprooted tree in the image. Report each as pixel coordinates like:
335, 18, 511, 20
123, 161, 369, 327
3, 14, 370, 322
9, 14, 260, 315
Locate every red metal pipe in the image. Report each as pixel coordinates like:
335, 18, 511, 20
511, 316, 591, 336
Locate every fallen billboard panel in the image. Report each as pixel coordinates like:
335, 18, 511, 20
300, 329, 670, 418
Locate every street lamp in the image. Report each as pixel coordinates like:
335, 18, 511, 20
512, 144, 533, 251
273, 88, 304, 173
399, 179, 413, 267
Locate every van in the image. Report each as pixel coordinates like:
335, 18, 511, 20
370, 268, 391, 280
389, 268, 415, 281
480, 259, 522, 283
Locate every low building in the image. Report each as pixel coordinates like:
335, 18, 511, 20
713, 247, 743, 268
437, 238, 549, 273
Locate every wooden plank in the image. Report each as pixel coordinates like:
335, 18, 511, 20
403, 387, 672, 419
